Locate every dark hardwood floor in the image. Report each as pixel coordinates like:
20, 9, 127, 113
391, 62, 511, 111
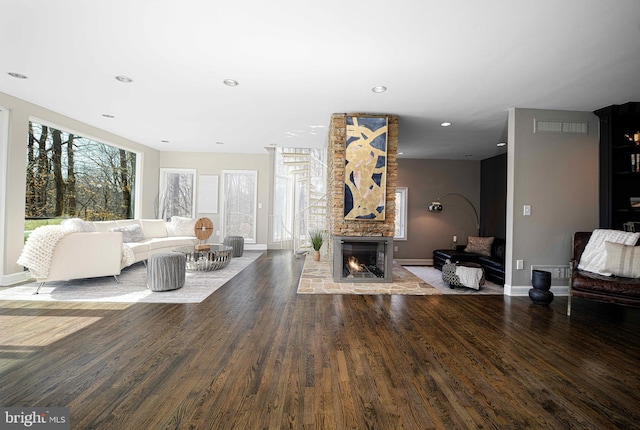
1, 250, 639, 429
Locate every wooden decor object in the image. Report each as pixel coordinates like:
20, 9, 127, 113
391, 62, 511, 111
194, 217, 214, 251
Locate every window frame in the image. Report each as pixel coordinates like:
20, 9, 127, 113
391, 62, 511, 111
158, 168, 197, 220
220, 169, 258, 244
394, 187, 408, 240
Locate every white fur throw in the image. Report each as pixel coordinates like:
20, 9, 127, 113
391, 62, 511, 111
168, 216, 196, 236
578, 229, 640, 275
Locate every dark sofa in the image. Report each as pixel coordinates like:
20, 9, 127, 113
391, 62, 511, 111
569, 231, 640, 315
433, 238, 505, 285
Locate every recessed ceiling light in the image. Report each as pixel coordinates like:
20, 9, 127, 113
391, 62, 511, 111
216, 141, 224, 145
497, 142, 507, 147
161, 140, 170, 143
8, 72, 27, 79
441, 122, 452, 127
115, 75, 133, 83
372, 86, 387, 93
464, 154, 473, 157
223, 79, 239, 87
102, 114, 115, 118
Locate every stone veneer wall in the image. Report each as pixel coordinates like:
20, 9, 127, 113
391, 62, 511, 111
327, 113, 398, 242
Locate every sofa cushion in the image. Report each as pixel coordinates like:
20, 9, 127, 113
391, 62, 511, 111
111, 224, 145, 243
125, 241, 150, 257
140, 219, 168, 238
604, 241, 640, 278
578, 229, 640, 275
147, 237, 197, 251
464, 236, 494, 257
478, 256, 504, 271
168, 216, 196, 237
116, 219, 141, 228
92, 221, 118, 232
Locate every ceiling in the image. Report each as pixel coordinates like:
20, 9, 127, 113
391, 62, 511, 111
1, 0, 640, 160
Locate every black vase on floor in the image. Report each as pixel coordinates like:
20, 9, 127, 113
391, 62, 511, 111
529, 269, 554, 305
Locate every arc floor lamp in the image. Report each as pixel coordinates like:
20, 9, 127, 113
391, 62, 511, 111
428, 192, 480, 235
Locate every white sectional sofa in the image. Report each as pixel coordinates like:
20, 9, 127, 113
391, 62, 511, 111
91, 219, 197, 264
20, 217, 198, 292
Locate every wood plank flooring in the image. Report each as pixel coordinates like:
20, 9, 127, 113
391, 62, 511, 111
1, 250, 639, 429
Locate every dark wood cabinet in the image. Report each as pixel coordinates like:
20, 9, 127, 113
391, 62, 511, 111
596, 102, 640, 229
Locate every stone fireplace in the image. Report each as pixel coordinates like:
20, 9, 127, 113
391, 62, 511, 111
333, 236, 394, 282
327, 113, 398, 283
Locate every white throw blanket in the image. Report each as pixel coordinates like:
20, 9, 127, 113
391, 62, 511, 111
456, 265, 483, 290
17, 225, 135, 279
578, 229, 640, 275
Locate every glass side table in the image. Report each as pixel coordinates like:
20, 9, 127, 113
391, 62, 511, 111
173, 244, 233, 271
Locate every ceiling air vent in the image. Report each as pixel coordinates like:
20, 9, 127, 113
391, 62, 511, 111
534, 119, 588, 134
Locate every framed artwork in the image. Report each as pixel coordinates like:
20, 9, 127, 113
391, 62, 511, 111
344, 116, 388, 220
198, 175, 219, 213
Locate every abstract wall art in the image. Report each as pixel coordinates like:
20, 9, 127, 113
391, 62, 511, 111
344, 116, 388, 220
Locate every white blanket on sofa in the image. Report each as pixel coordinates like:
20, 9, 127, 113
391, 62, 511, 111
17, 225, 135, 279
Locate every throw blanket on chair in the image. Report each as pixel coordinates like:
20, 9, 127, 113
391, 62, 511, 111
17, 225, 79, 279
18, 225, 135, 279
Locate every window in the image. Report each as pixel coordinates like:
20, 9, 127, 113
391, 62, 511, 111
25, 121, 137, 221
395, 187, 407, 240
221, 170, 257, 243
158, 168, 196, 220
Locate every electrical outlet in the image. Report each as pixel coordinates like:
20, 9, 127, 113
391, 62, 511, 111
523, 205, 531, 216
516, 260, 524, 270
394, 246, 398, 252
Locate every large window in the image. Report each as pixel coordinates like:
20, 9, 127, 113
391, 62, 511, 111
158, 168, 196, 220
395, 187, 407, 240
26, 121, 137, 221
221, 170, 257, 243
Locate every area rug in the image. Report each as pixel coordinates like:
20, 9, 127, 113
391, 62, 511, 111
297, 254, 441, 295
403, 266, 504, 295
0, 252, 263, 304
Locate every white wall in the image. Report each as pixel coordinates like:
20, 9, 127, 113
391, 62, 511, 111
158, 151, 271, 249
506, 108, 599, 295
0, 91, 161, 284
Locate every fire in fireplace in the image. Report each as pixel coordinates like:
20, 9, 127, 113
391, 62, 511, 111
333, 236, 393, 283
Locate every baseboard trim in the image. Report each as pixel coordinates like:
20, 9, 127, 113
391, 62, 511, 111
1, 271, 32, 287
395, 258, 432, 266
504, 285, 569, 297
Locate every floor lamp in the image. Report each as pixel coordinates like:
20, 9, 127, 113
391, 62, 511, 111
428, 192, 480, 235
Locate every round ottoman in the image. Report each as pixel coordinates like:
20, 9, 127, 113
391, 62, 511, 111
147, 253, 186, 292
224, 235, 244, 257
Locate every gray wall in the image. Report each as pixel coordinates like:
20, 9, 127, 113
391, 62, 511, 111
0, 91, 161, 283
506, 108, 599, 292
396, 158, 481, 262
158, 151, 271, 247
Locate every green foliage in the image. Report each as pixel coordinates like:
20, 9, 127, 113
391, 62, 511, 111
25, 218, 64, 231
310, 231, 324, 251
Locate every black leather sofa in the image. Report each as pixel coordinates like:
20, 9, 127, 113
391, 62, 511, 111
433, 238, 505, 285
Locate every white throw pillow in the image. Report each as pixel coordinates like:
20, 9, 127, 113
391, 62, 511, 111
140, 219, 168, 238
61, 218, 95, 232
578, 229, 640, 275
168, 216, 196, 237
604, 241, 640, 278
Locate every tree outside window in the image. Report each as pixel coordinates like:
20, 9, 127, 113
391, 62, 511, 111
25, 122, 137, 223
